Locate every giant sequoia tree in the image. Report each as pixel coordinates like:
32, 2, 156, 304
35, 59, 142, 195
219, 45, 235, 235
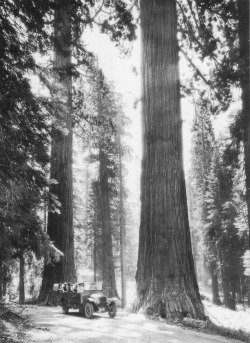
135, 0, 204, 319
39, 0, 76, 301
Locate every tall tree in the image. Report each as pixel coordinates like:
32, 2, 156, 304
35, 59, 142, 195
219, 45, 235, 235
0, 1, 53, 293
178, 0, 250, 304
39, 0, 136, 301
135, 0, 204, 319
117, 133, 127, 308
189, 99, 221, 304
178, 0, 250, 246
19, 253, 25, 304
237, 0, 250, 247
96, 71, 119, 298
39, 0, 76, 301
205, 143, 247, 309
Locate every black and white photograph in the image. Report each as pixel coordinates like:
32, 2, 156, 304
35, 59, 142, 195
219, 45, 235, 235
0, 0, 249, 342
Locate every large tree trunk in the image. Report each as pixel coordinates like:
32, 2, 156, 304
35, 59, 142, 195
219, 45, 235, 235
98, 150, 119, 298
135, 0, 204, 319
19, 254, 25, 304
39, 0, 76, 302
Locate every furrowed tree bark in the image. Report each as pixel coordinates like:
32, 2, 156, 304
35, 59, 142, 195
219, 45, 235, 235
39, 0, 76, 302
135, 0, 205, 319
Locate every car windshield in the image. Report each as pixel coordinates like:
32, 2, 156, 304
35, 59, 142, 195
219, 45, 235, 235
83, 282, 102, 291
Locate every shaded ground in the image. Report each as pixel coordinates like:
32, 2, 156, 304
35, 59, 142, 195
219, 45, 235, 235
22, 305, 245, 343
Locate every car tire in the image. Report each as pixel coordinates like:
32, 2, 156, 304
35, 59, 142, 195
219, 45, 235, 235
84, 302, 94, 319
61, 301, 69, 314
108, 302, 117, 318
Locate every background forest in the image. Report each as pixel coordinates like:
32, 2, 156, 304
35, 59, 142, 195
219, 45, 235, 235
0, 0, 249, 324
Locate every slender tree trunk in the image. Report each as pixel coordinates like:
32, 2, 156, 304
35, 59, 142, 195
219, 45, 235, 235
219, 250, 236, 310
237, 0, 250, 306
237, 0, 250, 247
209, 260, 221, 305
135, 0, 204, 319
19, 253, 25, 304
98, 150, 119, 298
39, 0, 76, 302
118, 135, 126, 308
93, 231, 97, 283
0, 254, 3, 300
92, 181, 100, 282
2, 264, 7, 298
93, 186, 98, 283
44, 194, 47, 232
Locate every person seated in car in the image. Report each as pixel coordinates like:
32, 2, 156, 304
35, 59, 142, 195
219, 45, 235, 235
78, 283, 85, 293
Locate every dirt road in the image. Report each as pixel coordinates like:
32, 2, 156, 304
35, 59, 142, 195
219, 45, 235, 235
25, 306, 242, 343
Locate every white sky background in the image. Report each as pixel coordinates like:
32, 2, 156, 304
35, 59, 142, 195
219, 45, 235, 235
83, 27, 142, 204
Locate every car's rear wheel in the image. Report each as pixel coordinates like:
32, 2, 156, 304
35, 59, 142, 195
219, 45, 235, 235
84, 302, 94, 319
108, 302, 117, 318
61, 301, 69, 314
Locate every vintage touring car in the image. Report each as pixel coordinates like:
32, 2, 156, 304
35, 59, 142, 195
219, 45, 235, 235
52, 282, 118, 319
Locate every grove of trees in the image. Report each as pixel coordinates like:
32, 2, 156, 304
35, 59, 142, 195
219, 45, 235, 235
0, 0, 249, 322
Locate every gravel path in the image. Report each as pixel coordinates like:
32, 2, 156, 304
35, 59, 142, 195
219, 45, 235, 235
24, 306, 243, 343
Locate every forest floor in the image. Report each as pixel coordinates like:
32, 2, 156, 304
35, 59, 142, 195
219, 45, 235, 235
203, 300, 250, 335
1, 304, 249, 343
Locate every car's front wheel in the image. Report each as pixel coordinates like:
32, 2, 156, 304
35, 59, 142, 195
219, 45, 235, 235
84, 302, 94, 319
108, 302, 117, 318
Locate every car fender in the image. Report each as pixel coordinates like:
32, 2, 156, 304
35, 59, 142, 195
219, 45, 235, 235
107, 297, 119, 304
87, 297, 95, 303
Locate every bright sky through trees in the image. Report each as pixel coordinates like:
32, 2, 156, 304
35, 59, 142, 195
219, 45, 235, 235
83, 27, 198, 182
